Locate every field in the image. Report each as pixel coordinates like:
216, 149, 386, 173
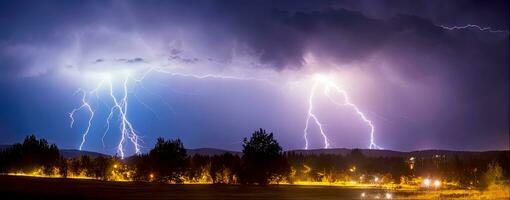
0, 175, 508, 200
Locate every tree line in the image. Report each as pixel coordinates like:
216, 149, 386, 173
0, 129, 508, 188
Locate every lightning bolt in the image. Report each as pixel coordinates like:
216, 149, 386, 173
439, 24, 509, 34
107, 75, 142, 158
70, 66, 267, 158
303, 75, 381, 150
69, 89, 94, 151
70, 73, 142, 159
304, 81, 329, 149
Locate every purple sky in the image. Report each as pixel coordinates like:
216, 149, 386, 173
0, 0, 508, 155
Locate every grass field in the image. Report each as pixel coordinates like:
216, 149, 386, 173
0, 175, 508, 200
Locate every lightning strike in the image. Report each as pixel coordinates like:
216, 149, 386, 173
107, 76, 142, 158
439, 24, 509, 34
70, 73, 142, 159
69, 89, 94, 151
304, 81, 330, 149
70, 66, 266, 158
304, 74, 381, 150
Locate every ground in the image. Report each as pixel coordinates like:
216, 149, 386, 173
0, 175, 508, 200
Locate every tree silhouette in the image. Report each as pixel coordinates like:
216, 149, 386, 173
57, 156, 68, 178
149, 137, 187, 183
210, 153, 240, 184
187, 154, 210, 183
0, 135, 59, 174
92, 156, 112, 180
239, 128, 290, 185
480, 161, 503, 189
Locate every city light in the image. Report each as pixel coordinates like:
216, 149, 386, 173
349, 166, 356, 172
434, 180, 441, 188
423, 178, 431, 187
385, 193, 392, 199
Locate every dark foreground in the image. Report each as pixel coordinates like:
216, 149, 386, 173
0, 175, 395, 200
1, 175, 507, 200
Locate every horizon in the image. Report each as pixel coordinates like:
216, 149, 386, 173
2, 139, 509, 156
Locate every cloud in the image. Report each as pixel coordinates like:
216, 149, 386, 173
0, 0, 507, 150
116, 57, 146, 64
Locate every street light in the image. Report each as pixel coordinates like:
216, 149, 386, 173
423, 178, 431, 187
434, 180, 441, 188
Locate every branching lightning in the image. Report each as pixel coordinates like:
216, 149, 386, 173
69, 89, 94, 151
71, 64, 380, 156
70, 66, 266, 158
70, 73, 142, 158
304, 74, 381, 150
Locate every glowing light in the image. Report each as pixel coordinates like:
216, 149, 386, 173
302, 164, 312, 174
349, 166, 356, 172
113, 164, 118, 169
385, 193, 392, 199
304, 74, 381, 149
423, 178, 431, 187
361, 192, 366, 198
374, 177, 379, 182
434, 180, 441, 188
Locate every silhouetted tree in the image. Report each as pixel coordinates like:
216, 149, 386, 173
129, 154, 152, 182
239, 129, 290, 185
93, 156, 112, 180
187, 154, 210, 183
210, 153, 241, 184
0, 135, 60, 174
480, 162, 503, 189
79, 155, 94, 177
68, 158, 81, 176
149, 137, 187, 183
57, 156, 68, 178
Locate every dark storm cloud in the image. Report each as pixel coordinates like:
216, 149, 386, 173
0, 0, 507, 151
1, 0, 506, 74
116, 0, 510, 150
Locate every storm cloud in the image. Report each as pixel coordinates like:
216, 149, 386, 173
0, 0, 507, 152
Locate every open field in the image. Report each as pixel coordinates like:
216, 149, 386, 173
0, 175, 508, 200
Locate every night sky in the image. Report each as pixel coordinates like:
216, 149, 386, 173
0, 0, 508, 155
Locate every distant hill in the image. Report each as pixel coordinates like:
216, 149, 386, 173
187, 148, 242, 156
287, 148, 509, 159
0, 145, 108, 159
2, 143, 507, 160
288, 148, 405, 157
59, 149, 109, 159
